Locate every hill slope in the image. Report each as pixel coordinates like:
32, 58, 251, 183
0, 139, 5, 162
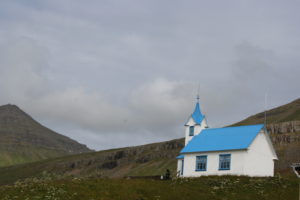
0, 98, 299, 185
0, 138, 183, 185
0, 104, 92, 167
233, 98, 300, 126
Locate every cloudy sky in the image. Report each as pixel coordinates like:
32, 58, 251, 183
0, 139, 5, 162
0, 0, 299, 150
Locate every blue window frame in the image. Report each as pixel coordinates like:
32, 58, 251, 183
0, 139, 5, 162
189, 126, 194, 136
219, 154, 231, 170
195, 155, 207, 171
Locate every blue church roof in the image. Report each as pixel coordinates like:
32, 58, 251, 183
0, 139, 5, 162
191, 102, 204, 124
181, 124, 264, 153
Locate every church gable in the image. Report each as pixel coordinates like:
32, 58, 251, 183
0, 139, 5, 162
247, 129, 278, 160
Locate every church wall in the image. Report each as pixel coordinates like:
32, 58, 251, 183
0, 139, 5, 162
177, 159, 183, 176
244, 131, 275, 176
182, 150, 247, 177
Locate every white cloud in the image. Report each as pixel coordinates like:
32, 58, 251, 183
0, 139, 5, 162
0, 37, 48, 101
0, 1, 299, 150
0, 38, 195, 149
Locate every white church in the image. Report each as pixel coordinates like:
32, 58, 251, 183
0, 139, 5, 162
176, 98, 278, 177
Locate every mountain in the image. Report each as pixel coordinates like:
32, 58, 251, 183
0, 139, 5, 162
0, 104, 92, 167
232, 98, 300, 126
0, 98, 299, 185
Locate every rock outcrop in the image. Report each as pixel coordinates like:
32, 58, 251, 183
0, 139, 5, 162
267, 121, 300, 134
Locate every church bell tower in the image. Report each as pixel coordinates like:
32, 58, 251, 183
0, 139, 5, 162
184, 96, 208, 145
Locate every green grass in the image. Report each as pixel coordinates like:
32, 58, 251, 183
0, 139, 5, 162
0, 145, 69, 167
0, 176, 298, 200
126, 159, 177, 177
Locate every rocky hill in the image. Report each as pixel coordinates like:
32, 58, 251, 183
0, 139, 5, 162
0, 104, 92, 167
0, 98, 299, 185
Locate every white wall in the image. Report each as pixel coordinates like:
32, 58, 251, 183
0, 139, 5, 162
182, 150, 246, 177
177, 159, 183, 176
244, 130, 276, 177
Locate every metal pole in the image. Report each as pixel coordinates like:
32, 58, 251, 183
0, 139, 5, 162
264, 93, 267, 127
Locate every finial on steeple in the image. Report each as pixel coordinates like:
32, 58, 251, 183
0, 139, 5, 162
196, 83, 200, 103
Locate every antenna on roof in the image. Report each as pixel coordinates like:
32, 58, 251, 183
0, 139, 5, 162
264, 93, 268, 131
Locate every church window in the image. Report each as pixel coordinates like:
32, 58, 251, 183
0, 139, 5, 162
189, 126, 194, 136
219, 154, 231, 170
195, 155, 207, 171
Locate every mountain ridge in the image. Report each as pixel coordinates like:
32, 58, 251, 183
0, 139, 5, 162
0, 104, 92, 167
232, 98, 300, 126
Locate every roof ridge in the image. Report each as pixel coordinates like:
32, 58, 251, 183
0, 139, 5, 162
203, 124, 264, 131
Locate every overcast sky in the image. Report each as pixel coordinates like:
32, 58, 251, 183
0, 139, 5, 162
0, 0, 299, 150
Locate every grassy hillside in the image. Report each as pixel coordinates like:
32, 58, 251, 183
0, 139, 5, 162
0, 138, 183, 185
0, 145, 69, 167
0, 176, 298, 200
0, 133, 299, 186
233, 98, 300, 126
0, 104, 92, 167
0, 98, 299, 187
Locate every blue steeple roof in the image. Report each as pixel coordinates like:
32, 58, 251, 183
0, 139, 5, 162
191, 102, 204, 124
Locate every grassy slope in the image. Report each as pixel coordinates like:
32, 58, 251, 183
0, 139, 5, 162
0, 176, 298, 200
0, 145, 69, 167
0, 139, 183, 185
0, 104, 91, 167
232, 98, 300, 126
0, 133, 298, 186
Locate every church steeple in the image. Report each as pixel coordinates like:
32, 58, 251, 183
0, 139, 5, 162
184, 96, 208, 145
191, 99, 204, 125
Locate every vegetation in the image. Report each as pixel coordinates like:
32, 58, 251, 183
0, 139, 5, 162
0, 139, 182, 186
0, 176, 298, 200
